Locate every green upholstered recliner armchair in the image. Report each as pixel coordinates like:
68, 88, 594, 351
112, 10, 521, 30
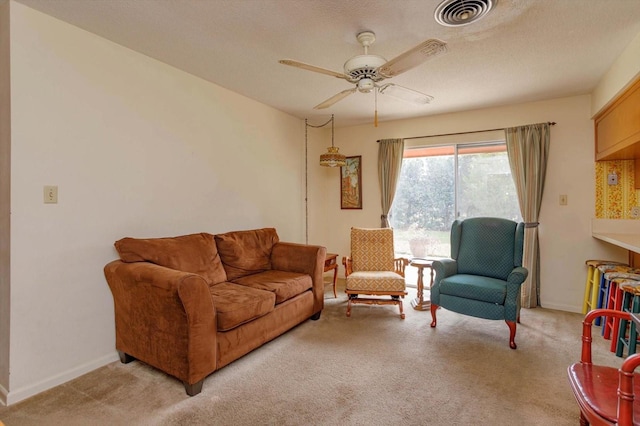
430, 217, 528, 349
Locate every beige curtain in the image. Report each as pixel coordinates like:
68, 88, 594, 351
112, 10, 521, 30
378, 139, 404, 228
505, 123, 550, 308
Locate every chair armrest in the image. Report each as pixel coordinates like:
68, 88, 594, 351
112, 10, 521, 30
103, 260, 217, 385
507, 267, 528, 285
431, 259, 457, 306
342, 256, 408, 277
619, 351, 640, 425
394, 257, 409, 277
432, 258, 457, 286
503, 266, 530, 321
271, 242, 327, 315
580, 309, 631, 364
343, 256, 352, 277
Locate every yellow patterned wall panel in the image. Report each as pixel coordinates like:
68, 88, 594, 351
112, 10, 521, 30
595, 160, 639, 219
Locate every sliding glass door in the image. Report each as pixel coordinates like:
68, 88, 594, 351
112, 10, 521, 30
390, 141, 521, 259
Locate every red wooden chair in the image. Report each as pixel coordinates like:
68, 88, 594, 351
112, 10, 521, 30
567, 309, 640, 425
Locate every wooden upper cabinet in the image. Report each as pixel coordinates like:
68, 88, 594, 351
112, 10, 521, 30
595, 77, 640, 161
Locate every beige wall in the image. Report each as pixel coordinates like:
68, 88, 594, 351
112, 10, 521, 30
592, 30, 640, 115
5, 0, 640, 407
310, 95, 628, 313
0, 0, 11, 400
5, 2, 304, 404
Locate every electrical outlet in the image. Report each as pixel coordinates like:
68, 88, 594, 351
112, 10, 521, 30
632, 206, 640, 218
608, 172, 618, 185
44, 185, 58, 204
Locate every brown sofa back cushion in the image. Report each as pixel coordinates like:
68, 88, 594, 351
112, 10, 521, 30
114, 233, 228, 285
215, 228, 279, 281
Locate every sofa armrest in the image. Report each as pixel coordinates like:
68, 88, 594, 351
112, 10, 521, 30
103, 260, 217, 385
271, 242, 327, 315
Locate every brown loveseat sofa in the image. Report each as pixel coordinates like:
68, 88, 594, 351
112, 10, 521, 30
103, 228, 326, 396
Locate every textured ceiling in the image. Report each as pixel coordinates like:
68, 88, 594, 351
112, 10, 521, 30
14, 0, 640, 127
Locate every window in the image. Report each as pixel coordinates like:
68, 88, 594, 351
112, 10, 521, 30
390, 138, 522, 259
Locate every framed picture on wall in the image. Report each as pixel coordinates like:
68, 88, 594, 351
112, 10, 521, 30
340, 156, 362, 209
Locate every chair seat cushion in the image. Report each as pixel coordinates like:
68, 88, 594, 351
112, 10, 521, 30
232, 270, 312, 304
568, 363, 640, 424
209, 282, 275, 331
346, 271, 405, 292
439, 274, 506, 304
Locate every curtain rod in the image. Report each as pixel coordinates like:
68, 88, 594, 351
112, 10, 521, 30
378, 122, 556, 142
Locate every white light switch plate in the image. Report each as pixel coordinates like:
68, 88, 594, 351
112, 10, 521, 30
44, 185, 58, 204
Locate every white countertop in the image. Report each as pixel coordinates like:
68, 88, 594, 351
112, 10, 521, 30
592, 219, 640, 253
592, 233, 640, 252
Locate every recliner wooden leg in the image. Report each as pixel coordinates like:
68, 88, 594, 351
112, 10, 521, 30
430, 303, 438, 327
506, 320, 517, 349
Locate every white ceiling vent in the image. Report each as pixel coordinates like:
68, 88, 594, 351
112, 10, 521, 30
435, 0, 496, 27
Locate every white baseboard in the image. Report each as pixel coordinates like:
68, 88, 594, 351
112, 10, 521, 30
0, 383, 8, 407
2, 352, 119, 406
538, 302, 582, 313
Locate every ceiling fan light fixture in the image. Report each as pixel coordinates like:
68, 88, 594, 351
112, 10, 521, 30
357, 78, 375, 93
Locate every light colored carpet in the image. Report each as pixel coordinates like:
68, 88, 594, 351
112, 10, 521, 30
0, 284, 621, 425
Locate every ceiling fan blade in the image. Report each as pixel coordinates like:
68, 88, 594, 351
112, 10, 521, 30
378, 39, 447, 78
279, 59, 349, 80
314, 88, 357, 109
378, 83, 434, 105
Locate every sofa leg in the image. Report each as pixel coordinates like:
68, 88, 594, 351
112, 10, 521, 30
117, 351, 135, 364
310, 311, 321, 320
184, 380, 204, 396
430, 303, 438, 327
506, 320, 517, 350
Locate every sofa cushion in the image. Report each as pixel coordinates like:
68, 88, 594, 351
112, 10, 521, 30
215, 228, 279, 281
114, 233, 228, 285
208, 282, 275, 332
232, 270, 312, 304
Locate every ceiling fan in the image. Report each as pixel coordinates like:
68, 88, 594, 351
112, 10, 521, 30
279, 31, 447, 121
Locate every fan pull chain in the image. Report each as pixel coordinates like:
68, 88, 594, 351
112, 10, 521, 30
374, 88, 378, 127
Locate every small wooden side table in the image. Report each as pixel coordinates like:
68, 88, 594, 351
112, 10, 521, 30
324, 253, 339, 298
410, 258, 434, 311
